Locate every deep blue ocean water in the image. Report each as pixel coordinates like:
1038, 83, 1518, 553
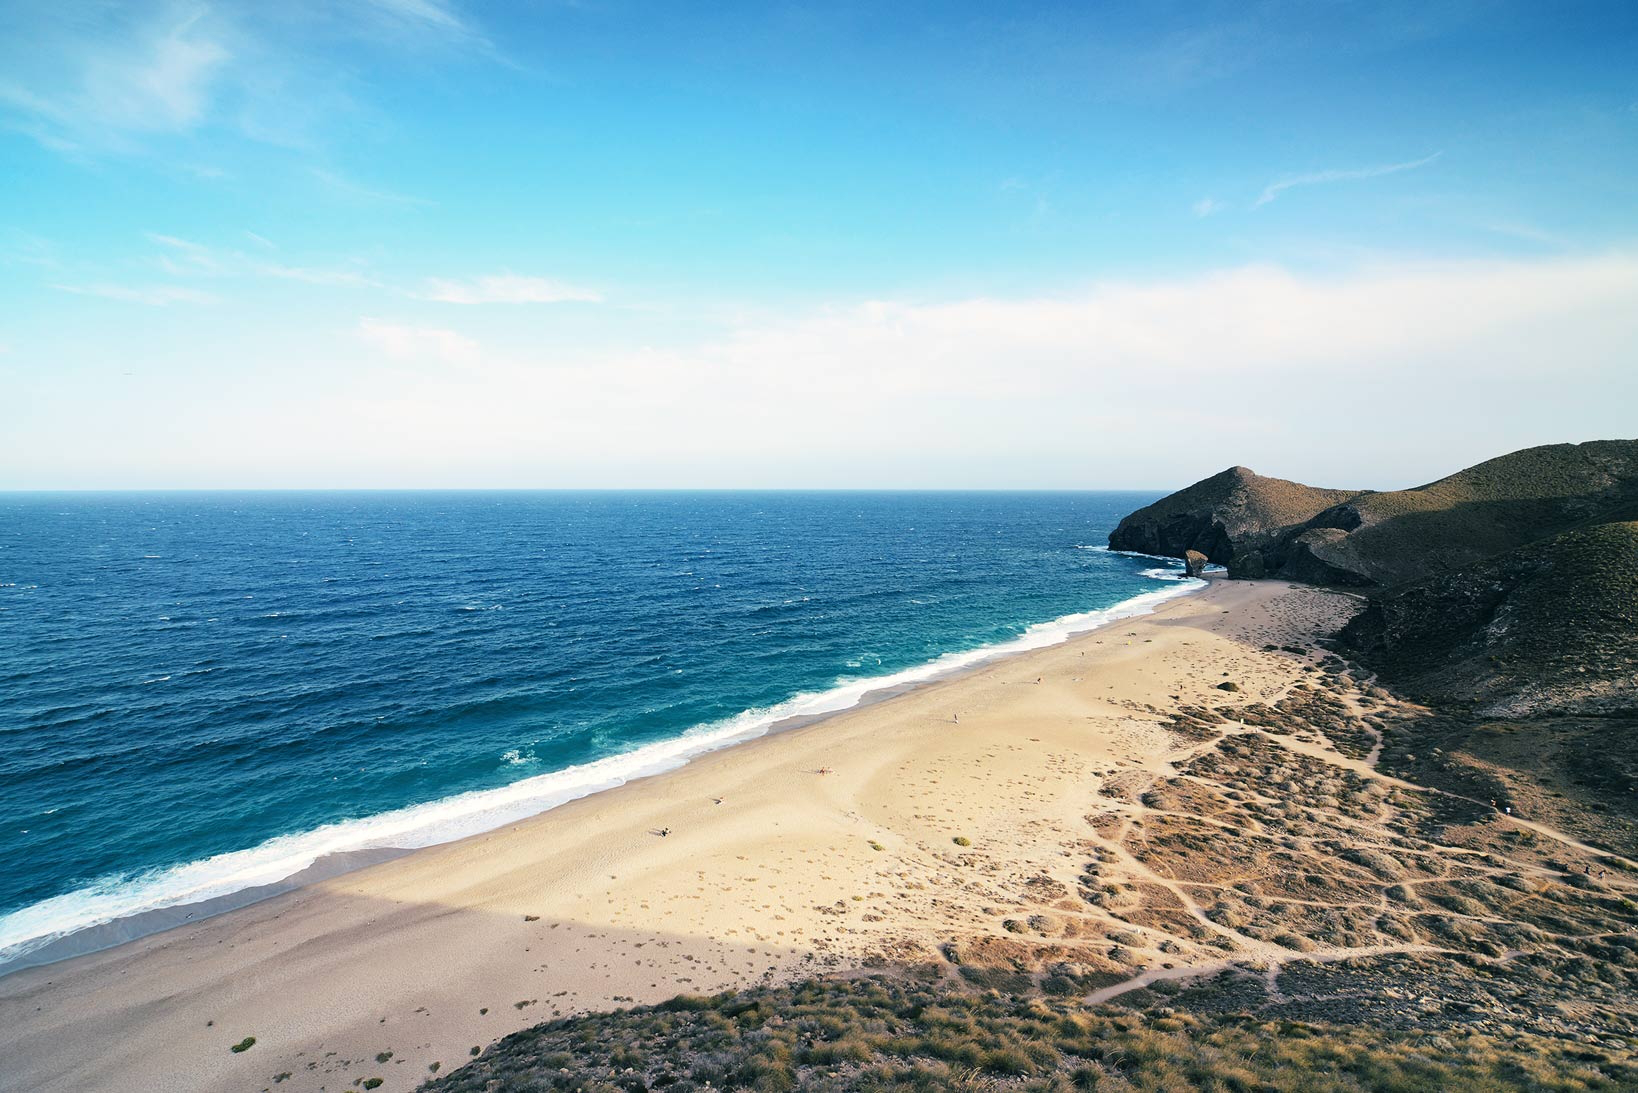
0, 491, 1189, 967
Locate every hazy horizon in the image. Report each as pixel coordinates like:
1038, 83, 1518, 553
0, 432, 1624, 494
3, 2, 1635, 490
3, 430, 1632, 496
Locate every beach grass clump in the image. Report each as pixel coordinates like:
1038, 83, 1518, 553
420, 973, 1636, 1093
952, 836, 971, 847
229, 1036, 256, 1054
363, 1079, 383, 1090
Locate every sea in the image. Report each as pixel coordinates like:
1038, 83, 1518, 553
0, 490, 1196, 972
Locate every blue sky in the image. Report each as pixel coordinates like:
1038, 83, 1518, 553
2, 1, 1635, 489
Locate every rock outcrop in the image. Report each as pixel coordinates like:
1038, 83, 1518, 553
1183, 549, 1208, 578
1111, 439, 1638, 717
1113, 440, 1638, 587
1107, 466, 1360, 575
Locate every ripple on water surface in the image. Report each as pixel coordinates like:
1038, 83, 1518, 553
0, 490, 1186, 968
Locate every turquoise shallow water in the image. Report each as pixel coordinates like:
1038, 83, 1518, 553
0, 490, 1190, 967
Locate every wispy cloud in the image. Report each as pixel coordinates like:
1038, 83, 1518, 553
141, 232, 593, 301
363, 0, 469, 35
0, 3, 229, 147
135, 232, 594, 301
1192, 197, 1226, 218
14, 255, 1638, 489
258, 263, 382, 288
226, 253, 1638, 490
1, 1, 492, 158
1255, 152, 1442, 207
1, 230, 67, 271
51, 282, 217, 306
1481, 221, 1568, 249
357, 317, 479, 365
143, 231, 382, 288
310, 167, 436, 207
147, 232, 220, 273
418, 274, 603, 304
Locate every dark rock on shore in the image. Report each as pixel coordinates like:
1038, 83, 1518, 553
1183, 549, 1208, 577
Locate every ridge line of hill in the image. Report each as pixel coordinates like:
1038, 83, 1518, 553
1107, 439, 1638, 717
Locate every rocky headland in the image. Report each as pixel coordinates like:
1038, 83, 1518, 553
1112, 439, 1638, 718
1111, 440, 1638, 586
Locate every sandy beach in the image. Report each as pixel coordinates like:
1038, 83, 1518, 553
0, 578, 1354, 1093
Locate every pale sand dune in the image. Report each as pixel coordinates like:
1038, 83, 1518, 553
0, 578, 1343, 1093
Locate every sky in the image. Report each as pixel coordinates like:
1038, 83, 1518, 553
1, 1, 1635, 490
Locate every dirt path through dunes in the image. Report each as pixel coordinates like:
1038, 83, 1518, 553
1084, 942, 1448, 1006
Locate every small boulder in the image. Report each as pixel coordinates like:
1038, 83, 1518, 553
1183, 549, 1208, 578
1215, 681, 1241, 692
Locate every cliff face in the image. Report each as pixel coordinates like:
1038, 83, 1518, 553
1111, 439, 1638, 718
1114, 440, 1638, 587
1107, 467, 1361, 573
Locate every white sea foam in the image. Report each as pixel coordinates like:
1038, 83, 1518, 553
0, 573, 1205, 970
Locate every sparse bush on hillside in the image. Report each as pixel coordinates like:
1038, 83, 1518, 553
422, 975, 1634, 1093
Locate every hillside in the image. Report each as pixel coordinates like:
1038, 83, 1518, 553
1342, 520, 1638, 717
1111, 440, 1638, 716
1111, 440, 1638, 588
1106, 466, 1361, 569
426, 976, 1632, 1093
1273, 440, 1638, 587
